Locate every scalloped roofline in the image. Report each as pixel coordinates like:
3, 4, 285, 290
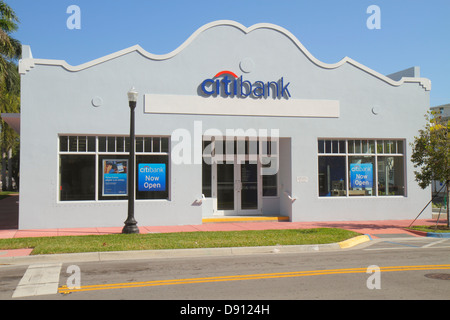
19, 20, 430, 91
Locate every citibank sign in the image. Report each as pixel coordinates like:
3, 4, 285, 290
200, 70, 291, 99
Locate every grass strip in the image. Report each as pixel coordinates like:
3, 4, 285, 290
408, 225, 450, 233
0, 228, 360, 255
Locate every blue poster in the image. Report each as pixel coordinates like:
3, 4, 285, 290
103, 160, 128, 196
138, 163, 166, 192
350, 163, 373, 188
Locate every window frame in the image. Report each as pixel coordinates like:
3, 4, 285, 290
318, 139, 406, 198
202, 137, 279, 198
59, 154, 96, 201
58, 135, 170, 202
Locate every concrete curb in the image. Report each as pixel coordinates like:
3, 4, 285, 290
404, 228, 450, 238
405, 229, 428, 237
425, 232, 450, 238
0, 235, 371, 266
338, 235, 372, 249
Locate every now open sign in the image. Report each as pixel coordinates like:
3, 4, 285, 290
138, 163, 166, 192
350, 163, 373, 189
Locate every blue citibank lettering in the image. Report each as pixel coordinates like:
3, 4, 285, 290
138, 164, 166, 192
201, 71, 291, 99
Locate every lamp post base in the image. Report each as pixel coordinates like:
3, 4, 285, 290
122, 218, 140, 234
122, 224, 140, 234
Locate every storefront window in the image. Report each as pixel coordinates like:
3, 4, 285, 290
318, 156, 346, 196
60, 155, 95, 201
59, 135, 170, 201
261, 139, 278, 197
348, 156, 375, 196
202, 140, 212, 197
318, 139, 405, 197
262, 161, 278, 197
97, 155, 129, 200
318, 139, 346, 154
377, 156, 404, 196
202, 162, 212, 197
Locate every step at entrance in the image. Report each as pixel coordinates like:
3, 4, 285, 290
202, 216, 290, 223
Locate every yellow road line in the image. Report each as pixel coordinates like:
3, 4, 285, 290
58, 264, 450, 294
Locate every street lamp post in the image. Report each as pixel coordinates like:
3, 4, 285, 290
122, 87, 140, 234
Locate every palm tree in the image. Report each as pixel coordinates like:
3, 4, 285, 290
0, 1, 20, 90
0, 0, 20, 191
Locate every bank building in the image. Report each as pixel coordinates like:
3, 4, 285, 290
16, 20, 431, 229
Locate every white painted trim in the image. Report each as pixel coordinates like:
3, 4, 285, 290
144, 94, 340, 118
19, 20, 431, 91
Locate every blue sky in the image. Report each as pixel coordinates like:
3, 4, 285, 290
9, 0, 450, 107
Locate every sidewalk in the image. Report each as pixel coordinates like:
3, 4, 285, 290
0, 194, 442, 258
0, 218, 438, 239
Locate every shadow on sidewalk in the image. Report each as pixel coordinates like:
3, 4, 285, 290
311, 220, 442, 231
0, 194, 19, 230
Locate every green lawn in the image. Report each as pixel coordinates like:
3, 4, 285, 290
408, 225, 450, 233
0, 228, 360, 255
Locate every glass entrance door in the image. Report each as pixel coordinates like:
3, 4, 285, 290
240, 161, 258, 210
216, 159, 261, 215
217, 163, 235, 211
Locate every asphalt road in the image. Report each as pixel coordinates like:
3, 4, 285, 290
1, 236, 449, 312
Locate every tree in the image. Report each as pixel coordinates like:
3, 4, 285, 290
0, 0, 21, 191
0, 0, 21, 83
0, 91, 19, 190
411, 111, 450, 228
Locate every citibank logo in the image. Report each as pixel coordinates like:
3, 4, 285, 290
139, 165, 164, 173
200, 70, 291, 99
